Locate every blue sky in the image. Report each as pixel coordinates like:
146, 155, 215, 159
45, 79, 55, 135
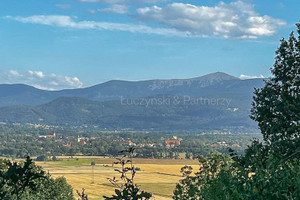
0, 0, 299, 90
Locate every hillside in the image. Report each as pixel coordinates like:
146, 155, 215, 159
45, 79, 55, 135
0, 72, 264, 130
0, 72, 263, 107
0, 93, 258, 130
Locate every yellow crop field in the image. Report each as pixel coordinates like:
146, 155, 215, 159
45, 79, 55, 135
36, 157, 199, 200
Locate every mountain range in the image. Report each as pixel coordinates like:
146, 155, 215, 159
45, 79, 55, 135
0, 72, 264, 130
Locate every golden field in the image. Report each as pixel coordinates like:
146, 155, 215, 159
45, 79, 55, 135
36, 156, 199, 200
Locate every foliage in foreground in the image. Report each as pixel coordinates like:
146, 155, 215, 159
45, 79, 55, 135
174, 145, 300, 200
104, 147, 152, 200
173, 23, 300, 200
0, 157, 74, 200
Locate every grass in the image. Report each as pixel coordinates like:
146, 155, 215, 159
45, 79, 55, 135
36, 156, 199, 200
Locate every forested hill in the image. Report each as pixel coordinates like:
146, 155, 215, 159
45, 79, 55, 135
0, 72, 264, 130
0, 94, 257, 130
0, 72, 263, 107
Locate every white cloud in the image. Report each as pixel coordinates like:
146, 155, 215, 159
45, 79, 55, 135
0, 70, 83, 90
65, 76, 83, 87
98, 4, 129, 14
32, 84, 56, 91
239, 74, 265, 79
6, 15, 187, 37
28, 70, 45, 78
6, 15, 77, 27
5, 1, 285, 39
136, 1, 286, 38
9, 70, 22, 77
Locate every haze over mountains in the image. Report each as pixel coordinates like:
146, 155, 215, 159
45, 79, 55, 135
0, 72, 264, 130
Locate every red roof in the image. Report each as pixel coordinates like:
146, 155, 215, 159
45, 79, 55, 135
166, 140, 181, 145
46, 133, 56, 138
80, 140, 87, 145
63, 143, 72, 147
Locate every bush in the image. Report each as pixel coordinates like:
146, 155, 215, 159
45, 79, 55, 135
0, 157, 74, 200
135, 167, 141, 171
52, 156, 58, 161
35, 155, 47, 161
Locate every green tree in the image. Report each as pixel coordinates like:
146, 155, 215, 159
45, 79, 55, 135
173, 153, 242, 200
251, 23, 300, 158
0, 157, 74, 200
36, 155, 48, 161
173, 23, 300, 200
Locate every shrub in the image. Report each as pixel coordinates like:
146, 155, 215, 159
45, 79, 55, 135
0, 157, 74, 200
35, 155, 47, 161
103, 147, 152, 200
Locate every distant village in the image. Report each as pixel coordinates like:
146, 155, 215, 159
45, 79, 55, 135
38, 132, 183, 149
35, 131, 241, 151
0, 122, 250, 159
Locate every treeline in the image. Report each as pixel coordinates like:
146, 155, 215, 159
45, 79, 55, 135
0, 126, 259, 159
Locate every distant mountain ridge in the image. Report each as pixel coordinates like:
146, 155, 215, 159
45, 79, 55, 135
0, 72, 263, 107
0, 72, 264, 130
148, 72, 239, 90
